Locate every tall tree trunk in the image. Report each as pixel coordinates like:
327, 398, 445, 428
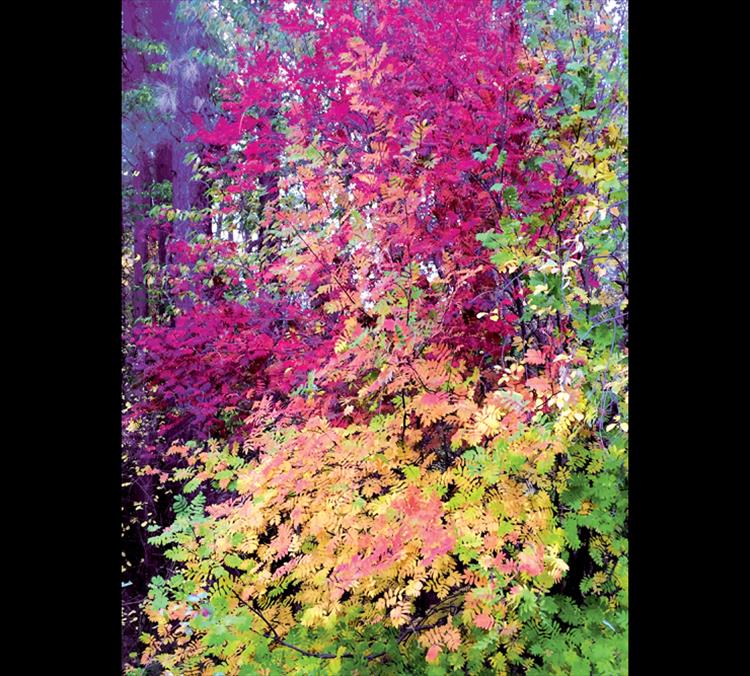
154, 142, 172, 268
124, 1, 150, 321
169, 0, 213, 241
122, 0, 146, 84
132, 151, 153, 319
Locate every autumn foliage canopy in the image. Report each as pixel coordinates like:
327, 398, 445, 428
123, 0, 628, 673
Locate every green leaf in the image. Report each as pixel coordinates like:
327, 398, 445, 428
476, 231, 507, 249
490, 250, 515, 268
224, 553, 243, 568
165, 547, 190, 562
502, 186, 521, 210
403, 465, 421, 481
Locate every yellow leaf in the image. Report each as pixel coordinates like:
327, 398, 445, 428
300, 606, 326, 627
405, 579, 423, 597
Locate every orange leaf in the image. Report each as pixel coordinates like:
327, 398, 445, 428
426, 645, 442, 663
474, 613, 495, 630
518, 544, 545, 576
524, 349, 545, 365
526, 376, 551, 394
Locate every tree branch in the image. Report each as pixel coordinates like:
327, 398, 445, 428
231, 589, 388, 662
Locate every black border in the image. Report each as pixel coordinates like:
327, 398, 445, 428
39, 1, 123, 670
36, 0, 678, 671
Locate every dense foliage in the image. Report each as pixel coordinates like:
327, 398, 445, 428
122, 0, 628, 673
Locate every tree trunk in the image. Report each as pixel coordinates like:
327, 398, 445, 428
132, 152, 152, 319
124, 1, 151, 320
154, 142, 172, 268
169, 0, 213, 241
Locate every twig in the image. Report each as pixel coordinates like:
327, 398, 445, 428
231, 589, 388, 662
